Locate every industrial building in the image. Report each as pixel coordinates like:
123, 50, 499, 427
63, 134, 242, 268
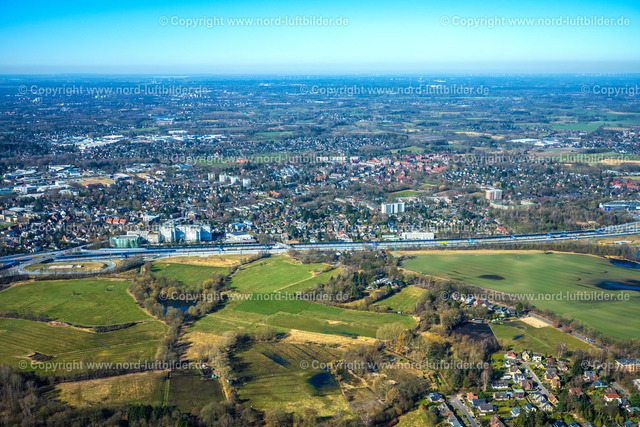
109, 235, 141, 248
599, 200, 640, 211
158, 222, 213, 243
224, 231, 256, 243
400, 231, 435, 240
110, 221, 214, 247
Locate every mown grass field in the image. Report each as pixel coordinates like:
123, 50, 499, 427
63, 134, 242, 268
490, 320, 592, 354
190, 255, 416, 339
51, 371, 166, 406
192, 298, 416, 339
390, 189, 421, 198
0, 318, 166, 374
373, 286, 428, 313
0, 279, 150, 326
402, 251, 640, 340
234, 342, 350, 417
152, 262, 229, 289
230, 256, 341, 294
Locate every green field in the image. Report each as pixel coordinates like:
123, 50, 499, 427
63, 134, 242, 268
402, 251, 640, 340
166, 371, 225, 412
0, 318, 166, 374
234, 342, 349, 417
490, 320, 592, 355
373, 286, 428, 313
549, 121, 608, 131
190, 256, 415, 338
390, 146, 425, 154
397, 408, 429, 426
52, 371, 166, 406
257, 131, 293, 138
390, 189, 421, 198
152, 262, 229, 289
0, 279, 150, 326
193, 298, 416, 338
230, 256, 341, 294
52, 369, 222, 410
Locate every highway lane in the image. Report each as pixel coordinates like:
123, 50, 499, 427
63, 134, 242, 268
63, 227, 640, 259
2, 223, 639, 271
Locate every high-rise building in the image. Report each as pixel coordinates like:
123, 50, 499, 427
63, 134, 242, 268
381, 202, 406, 215
486, 189, 503, 201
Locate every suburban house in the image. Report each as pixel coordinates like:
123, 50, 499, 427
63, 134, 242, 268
438, 403, 453, 417
489, 415, 506, 427
520, 379, 534, 390
513, 373, 527, 384
604, 393, 622, 404
428, 392, 444, 403
492, 380, 509, 390
530, 391, 548, 405
494, 391, 509, 401
478, 403, 495, 414
593, 379, 608, 388
583, 370, 598, 382
540, 402, 554, 412
569, 388, 583, 398
544, 367, 560, 381
447, 414, 464, 427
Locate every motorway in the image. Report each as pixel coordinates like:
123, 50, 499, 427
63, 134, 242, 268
1, 223, 639, 276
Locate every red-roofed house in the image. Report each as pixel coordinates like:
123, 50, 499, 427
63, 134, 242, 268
604, 393, 622, 404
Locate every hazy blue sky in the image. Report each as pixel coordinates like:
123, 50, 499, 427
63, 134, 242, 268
1, 0, 639, 74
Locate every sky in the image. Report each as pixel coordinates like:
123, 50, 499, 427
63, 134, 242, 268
1, 0, 639, 74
